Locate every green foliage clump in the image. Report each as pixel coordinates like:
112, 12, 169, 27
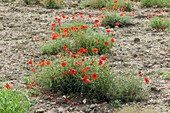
23, 0, 40, 5
41, 22, 114, 55
0, 88, 29, 113
141, 0, 170, 8
101, 11, 132, 27
30, 56, 149, 101
40, 0, 63, 9
82, 0, 134, 11
150, 17, 170, 31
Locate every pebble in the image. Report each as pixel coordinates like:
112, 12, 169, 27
0, 23, 4, 31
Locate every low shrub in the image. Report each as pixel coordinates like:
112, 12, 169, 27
41, 22, 114, 55
150, 17, 170, 31
106, 0, 133, 11
82, 0, 134, 11
22, 0, 39, 5
101, 11, 132, 27
29, 56, 149, 102
141, 0, 170, 8
40, 0, 63, 9
0, 87, 29, 113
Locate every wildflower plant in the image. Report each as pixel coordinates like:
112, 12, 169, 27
101, 11, 133, 27
150, 17, 170, 31
0, 87, 29, 113
82, 0, 134, 11
41, 22, 114, 55
28, 55, 149, 101
40, 0, 63, 9
141, 0, 170, 8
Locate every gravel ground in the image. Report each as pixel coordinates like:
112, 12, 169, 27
0, 1, 169, 113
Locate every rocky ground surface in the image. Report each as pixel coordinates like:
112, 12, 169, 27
0, 1, 169, 113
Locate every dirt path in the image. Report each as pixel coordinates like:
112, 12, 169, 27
0, 2, 169, 113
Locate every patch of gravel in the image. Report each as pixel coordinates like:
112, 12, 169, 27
0, 2, 169, 113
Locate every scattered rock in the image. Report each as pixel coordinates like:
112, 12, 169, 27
35, 108, 45, 113
134, 38, 140, 43
0, 23, 4, 31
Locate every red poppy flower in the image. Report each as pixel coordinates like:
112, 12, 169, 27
98, 59, 103, 65
62, 71, 67, 75
144, 78, 149, 84
82, 75, 90, 83
104, 41, 109, 45
120, 13, 123, 16
79, 12, 83, 15
139, 73, 142, 77
101, 56, 106, 60
94, 19, 99, 23
39, 59, 45, 66
164, 26, 166, 30
92, 48, 98, 54
102, 8, 107, 11
116, 22, 120, 26
61, 14, 65, 18
82, 66, 89, 74
121, 8, 124, 12
46, 60, 51, 66
80, 25, 88, 30
106, 29, 111, 33
61, 61, 66, 67
92, 73, 98, 80
63, 46, 67, 51
88, 14, 92, 18
112, 5, 117, 9
28, 60, 33, 66
66, 98, 70, 102
31, 68, 35, 73
69, 68, 75, 75
111, 38, 115, 43
52, 33, 59, 40
55, 99, 58, 103
79, 47, 86, 52
57, 18, 61, 24
5, 83, 10, 90
51, 23, 55, 30
94, 23, 99, 28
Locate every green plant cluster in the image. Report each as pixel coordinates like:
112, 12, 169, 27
150, 17, 170, 31
0, 88, 29, 113
41, 22, 113, 55
40, 0, 63, 9
31, 56, 148, 101
141, 0, 170, 8
101, 11, 132, 27
82, 0, 134, 11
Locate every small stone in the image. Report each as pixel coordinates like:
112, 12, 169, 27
39, 100, 43, 103
151, 86, 161, 92
0, 23, 4, 31
35, 108, 45, 113
134, 38, 140, 43
90, 104, 97, 109
82, 99, 87, 104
